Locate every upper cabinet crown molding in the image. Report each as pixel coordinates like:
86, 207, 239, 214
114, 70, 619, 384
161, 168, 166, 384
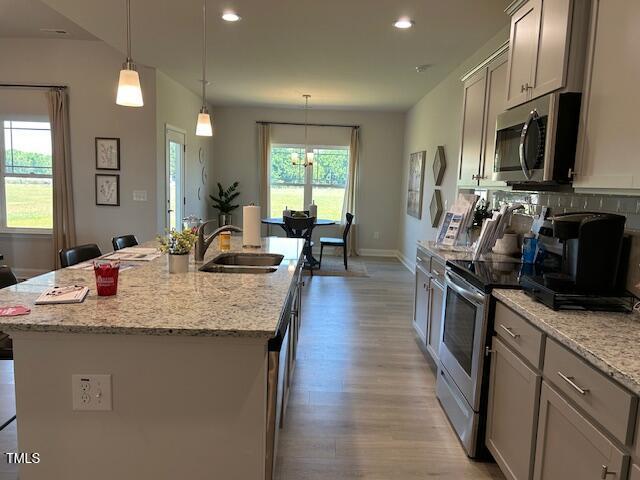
461, 41, 509, 83
505, 0, 530, 16
505, 0, 591, 110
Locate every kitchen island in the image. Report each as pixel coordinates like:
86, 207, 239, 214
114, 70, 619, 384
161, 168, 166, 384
0, 236, 304, 480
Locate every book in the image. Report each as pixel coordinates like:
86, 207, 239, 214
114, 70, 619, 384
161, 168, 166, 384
35, 286, 89, 305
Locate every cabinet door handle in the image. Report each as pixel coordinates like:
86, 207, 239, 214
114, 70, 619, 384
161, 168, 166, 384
471, 174, 487, 180
558, 371, 589, 395
499, 324, 520, 339
521, 84, 526, 93
601, 465, 616, 479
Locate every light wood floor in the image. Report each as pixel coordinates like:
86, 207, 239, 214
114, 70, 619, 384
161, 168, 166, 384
275, 257, 504, 480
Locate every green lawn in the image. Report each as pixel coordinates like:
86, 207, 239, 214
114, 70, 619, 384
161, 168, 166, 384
5, 180, 53, 229
270, 185, 345, 221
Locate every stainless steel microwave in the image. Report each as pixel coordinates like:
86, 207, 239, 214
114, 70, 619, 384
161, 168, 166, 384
493, 92, 581, 185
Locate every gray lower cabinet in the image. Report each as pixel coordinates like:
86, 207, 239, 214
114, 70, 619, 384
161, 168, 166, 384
486, 336, 541, 480
533, 382, 628, 480
426, 278, 444, 363
413, 265, 429, 343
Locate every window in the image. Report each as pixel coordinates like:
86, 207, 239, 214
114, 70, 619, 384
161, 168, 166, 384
270, 145, 349, 221
1, 121, 53, 231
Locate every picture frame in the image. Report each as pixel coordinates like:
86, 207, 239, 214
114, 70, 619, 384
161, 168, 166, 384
407, 150, 426, 219
95, 137, 120, 170
95, 174, 120, 206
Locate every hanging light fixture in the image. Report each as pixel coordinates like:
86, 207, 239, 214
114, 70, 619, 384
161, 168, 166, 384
195, 0, 213, 136
116, 0, 144, 107
291, 94, 313, 167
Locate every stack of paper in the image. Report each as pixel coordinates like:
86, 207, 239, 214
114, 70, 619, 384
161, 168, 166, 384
101, 247, 161, 262
35, 286, 89, 305
472, 203, 524, 260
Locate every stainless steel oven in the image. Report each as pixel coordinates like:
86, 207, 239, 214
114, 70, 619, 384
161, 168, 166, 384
436, 267, 490, 457
493, 92, 581, 185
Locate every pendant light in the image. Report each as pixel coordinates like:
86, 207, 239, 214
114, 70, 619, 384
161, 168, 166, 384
291, 94, 313, 166
116, 0, 144, 107
196, 0, 213, 136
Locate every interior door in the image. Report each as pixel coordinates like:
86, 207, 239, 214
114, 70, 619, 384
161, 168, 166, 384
165, 127, 186, 230
506, 0, 540, 108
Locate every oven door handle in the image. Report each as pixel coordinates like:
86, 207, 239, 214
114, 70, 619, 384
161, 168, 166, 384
519, 109, 538, 180
445, 271, 485, 305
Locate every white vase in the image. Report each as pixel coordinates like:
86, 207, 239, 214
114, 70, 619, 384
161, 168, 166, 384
168, 254, 189, 273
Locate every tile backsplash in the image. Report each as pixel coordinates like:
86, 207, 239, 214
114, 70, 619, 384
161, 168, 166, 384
481, 189, 640, 297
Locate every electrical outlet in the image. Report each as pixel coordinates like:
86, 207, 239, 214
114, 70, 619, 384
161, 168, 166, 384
373, 231, 380, 240
133, 190, 147, 201
72, 374, 112, 411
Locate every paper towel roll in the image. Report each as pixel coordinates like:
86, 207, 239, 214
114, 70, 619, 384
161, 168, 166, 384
243, 205, 262, 247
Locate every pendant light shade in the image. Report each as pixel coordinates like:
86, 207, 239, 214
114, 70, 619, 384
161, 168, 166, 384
196, 108, 213, 137
196, 0, 213, 136
116, 0, 143, 107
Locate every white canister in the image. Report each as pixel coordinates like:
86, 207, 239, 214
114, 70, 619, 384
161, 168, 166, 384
308, 201, 318, 218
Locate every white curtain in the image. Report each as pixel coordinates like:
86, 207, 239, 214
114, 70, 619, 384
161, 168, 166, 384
258, 123, 271, 219
342, 127, 359, 256
47, 88, 76, 268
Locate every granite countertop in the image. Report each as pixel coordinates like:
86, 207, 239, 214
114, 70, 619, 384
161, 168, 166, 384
0, 236, 304, 338
493, 289, 640, 396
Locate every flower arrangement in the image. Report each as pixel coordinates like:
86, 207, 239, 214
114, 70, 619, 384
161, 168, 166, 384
157, 228, 197, 256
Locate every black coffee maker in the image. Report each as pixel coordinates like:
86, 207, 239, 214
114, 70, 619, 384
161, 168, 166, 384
520, 212, 632, 311
543, 212, 626, 293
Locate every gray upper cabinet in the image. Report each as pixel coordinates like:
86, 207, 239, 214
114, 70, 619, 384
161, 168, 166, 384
506, 0, 540, 108
480, 51, 509, 187
505, 0, 590, 109
533, 382, 628, 480
458, 68, 487, 188
486, 337, 541, 480
574, 0, 640, 191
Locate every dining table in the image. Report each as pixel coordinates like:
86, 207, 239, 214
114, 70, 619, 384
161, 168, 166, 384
261, 217, 336, 269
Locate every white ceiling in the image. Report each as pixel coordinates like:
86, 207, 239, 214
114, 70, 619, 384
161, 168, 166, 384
35, 0, 509, 110
0, 0, 95, 40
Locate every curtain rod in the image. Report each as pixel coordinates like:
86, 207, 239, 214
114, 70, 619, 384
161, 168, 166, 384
0, 83, 68, 89
257, 121, 359, 129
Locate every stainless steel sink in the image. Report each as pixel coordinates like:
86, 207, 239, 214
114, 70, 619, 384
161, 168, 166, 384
210, 253, 284, 267
198, 253, 284, 274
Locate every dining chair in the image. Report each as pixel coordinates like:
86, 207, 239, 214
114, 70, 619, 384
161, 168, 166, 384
59, 244, 102, 268
112, 234, 139, 251
0, 266, 18, 360
319, 212, 354, 270
283, 216, 317, 275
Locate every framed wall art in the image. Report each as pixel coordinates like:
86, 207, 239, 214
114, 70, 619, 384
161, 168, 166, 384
95, 137, 120, 170
95, 174, 120, 206
406, 150, 426, 219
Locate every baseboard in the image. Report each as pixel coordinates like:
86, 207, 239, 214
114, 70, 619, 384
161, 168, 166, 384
13, 267, 49, 280
357, 248, 398, 257
396, 250, 415, 273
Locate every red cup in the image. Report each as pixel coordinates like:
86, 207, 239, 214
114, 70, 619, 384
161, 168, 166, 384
94, 261, 120, 296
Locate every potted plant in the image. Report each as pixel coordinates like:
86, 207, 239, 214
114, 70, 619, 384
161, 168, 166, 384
210, 181, 240, 226
157, 228, 198, 273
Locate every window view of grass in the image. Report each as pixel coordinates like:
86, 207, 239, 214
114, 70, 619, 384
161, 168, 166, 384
5, 178, 53, 229
270, 146, 348, 221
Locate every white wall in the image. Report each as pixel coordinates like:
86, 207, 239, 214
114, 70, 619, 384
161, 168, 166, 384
211, 106, 405, 252
155, 71, 215, 232
397, 26, 510, 267
0, 38, 158, 274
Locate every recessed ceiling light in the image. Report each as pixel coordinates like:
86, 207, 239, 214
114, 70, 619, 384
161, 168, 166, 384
222, 11, 241, 22
394, 18, 414, 29
416, 64, 431, 73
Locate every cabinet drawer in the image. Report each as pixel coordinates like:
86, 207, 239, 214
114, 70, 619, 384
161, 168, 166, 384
494, 302, 543, 369
430, 257, 445, 284
416, 251, 431, 272
544, 338, 637, 445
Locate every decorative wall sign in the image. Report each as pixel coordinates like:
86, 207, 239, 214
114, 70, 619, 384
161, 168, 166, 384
430, 190, 443, 227
432, 146, 446, 186
95, 174, 120, 206
201, 166, 207, 185
198, 147, 205, 165
407, 150, 426, 219
95, 137, 120, 170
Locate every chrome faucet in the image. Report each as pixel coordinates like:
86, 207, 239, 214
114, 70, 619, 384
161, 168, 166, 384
194, 221, 242, 262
